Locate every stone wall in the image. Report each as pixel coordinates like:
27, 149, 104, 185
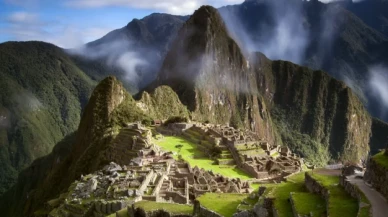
152, 175, 167, 196
165, 191, 189, 204
193, 200, 223, 217
139, 170, 155, 193
127, 205, 192, 217
364, 157, 388, 200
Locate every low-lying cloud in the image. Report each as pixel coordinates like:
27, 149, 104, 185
220, 0, 309, 64
65, 0, 245, 15
69, 39, 151, 91
368, 65, 388, 119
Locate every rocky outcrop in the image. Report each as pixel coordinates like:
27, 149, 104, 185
364, 155, 388, 200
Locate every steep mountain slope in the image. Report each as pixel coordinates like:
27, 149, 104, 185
0, 77, 189, 217
69, 13, 189, 93
154, 6, 280, 146
0, 41, 95, 195
340, 0, 388, 37
219, 0, 388, 121
252, 54, 372, 162
153, 5, 372, 163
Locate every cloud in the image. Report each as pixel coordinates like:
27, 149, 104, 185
368, 65, 388, 119
6, 11, 40, 24
1, 11, 112, 48
69, 39, 151, 90
65, 0, 244, 15
220, 0, 309, 64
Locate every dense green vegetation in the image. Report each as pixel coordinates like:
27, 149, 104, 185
197, 193, 247, 217
0, 41, 95, 195
372, 151, 388, 169
266, 59, 372, 164
272, 108, 331, 166
154, 136, 252, 179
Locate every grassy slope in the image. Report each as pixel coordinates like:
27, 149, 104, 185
135, 201, 193, 214
309, 173, 358, 217
0, 41, 95, 195
197, 193, 247, 217
154, 136, 252, 179
291, 192, 326, 216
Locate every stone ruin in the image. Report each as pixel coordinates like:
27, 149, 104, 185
47, 152, 254, 217
46, 122, 302, 217
156, 122, 303, 181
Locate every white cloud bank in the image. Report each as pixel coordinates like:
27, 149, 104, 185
65, 0, 244, 15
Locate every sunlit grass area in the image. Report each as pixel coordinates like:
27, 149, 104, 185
291, 192, 326, 216
153, 136, 252, 179
197, 193, 247, 217
136, 201, 193, 214
309, 173, 358, 217
269, 173, 306, 217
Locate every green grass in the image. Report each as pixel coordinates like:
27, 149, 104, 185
106, 208, 129, 217
154, 136, 252, 179
291, 192, 326, 216
269, 173, 306, 217
197, 193, 247, 217
373, 151, 388, 169
309, 173, 358, 217
134, 201, 193, 215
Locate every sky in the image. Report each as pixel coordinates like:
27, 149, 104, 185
0, 0, 245, 48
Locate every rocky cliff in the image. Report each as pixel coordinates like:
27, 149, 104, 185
251, 53, 372, 163
154, 5, 371, 163
154, 6, 280, 146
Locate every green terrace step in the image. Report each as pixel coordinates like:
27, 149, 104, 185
290, 192, 326, 217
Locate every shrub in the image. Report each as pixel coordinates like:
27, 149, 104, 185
164, 116, 189, 125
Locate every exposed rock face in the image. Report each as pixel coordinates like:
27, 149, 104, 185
155, 5, 280, 145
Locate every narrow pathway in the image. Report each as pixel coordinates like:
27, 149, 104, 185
347, 176, 388, 217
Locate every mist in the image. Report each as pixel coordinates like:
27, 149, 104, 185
14, 92, 43, 112
220, 0, 309, 64
368, 65, 388, 120
69, 39, 153, 92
